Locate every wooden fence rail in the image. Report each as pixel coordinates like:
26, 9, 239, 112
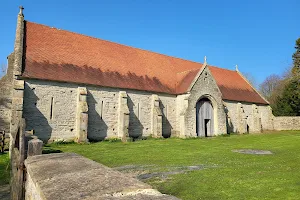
10, 118, 26, 200
0, 130, 5, 153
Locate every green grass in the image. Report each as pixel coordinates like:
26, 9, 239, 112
45, 131, 300, 200
0, 130, 292, 199
0, 152, 10, 185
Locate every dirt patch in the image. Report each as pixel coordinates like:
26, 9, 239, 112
232, 149, 273, 155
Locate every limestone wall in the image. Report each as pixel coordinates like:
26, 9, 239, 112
23, 79, 177, 142
21, 71, 299, 142
0, 54, 14, 134
273, 117, 300, 130
23, 81, 78, 142
181, 67, 227, 137
224, 100, 273, 133
87, 86, 176, 140
25, 153, 178, 200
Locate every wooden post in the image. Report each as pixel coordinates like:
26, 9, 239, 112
0, 131, 5, 153
10, 119, 26, 200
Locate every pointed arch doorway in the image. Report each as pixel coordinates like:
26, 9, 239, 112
196, 98, 214, 137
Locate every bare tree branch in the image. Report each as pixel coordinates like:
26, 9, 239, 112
0, 63, 7, 78
242, 72, 258, 89
259, 74, 282, 101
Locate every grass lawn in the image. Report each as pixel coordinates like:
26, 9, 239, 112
1, 131, 299, 199
0, 152, 10, 185
44, 131, 300, 200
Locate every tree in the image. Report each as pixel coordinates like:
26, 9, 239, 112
242, 72, 258, 89
0, 63, 7, 78
292, 38, 300, 76
272, 79, 300, 116
259, 74, 281, 101
269, 38, 300, 116
260, 38, 300, 116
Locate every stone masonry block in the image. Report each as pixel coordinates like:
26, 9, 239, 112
117, 91, 130, 141
13, 79, 24, 90
27, 139, 43, 157
151, 94, 163, 137
75, 87, 88, 143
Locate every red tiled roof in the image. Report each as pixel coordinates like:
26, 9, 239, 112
209, 66, 268, 104
22, 21, 268, 104
176, 68, 201, 94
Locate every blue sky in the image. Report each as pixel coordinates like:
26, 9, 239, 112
0, 0, 299, 85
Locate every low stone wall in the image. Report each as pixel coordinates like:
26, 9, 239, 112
274, 117, 300, 131
25, 153, 178, 200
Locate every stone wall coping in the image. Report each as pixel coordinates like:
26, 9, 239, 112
25, 153, 179, 199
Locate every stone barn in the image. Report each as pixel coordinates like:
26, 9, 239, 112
1, 8, 299, 143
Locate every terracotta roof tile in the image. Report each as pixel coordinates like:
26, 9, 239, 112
23, 21, 202, 94
22, 21, 268, 104
176, 68, 200, 94
209, 66, 268, 104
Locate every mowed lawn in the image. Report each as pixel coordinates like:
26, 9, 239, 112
0, 152, 9, 185
43, 131, 300, 200
1, 131, 300, 199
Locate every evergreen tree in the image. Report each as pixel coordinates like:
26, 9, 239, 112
272, 79, 300, 116
271, 38, 300, 116
292, 38, 300, 76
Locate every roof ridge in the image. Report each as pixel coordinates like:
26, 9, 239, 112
25, 20, 205, 68
236, 70, 270, 104
176, 65, 237, 75
208, 65, 236, 72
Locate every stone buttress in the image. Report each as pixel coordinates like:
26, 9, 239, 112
150, 94, 163, 137
117, 91, 130, 141
10, 7, 25, 157
75, 87, 88, 143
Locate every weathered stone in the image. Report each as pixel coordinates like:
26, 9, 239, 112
176, 94, 190, 138
273, 117, 300, 130
25, 153, 179, 200
117, 91, 130, 142
251, 104, 262, 133
13, 79, 25, 90
27, 138, 43, 157
75, 87, 89, 143
13, 8, 24, 77
232, 149, 273, 155
236, 102, 247, 133
22, 81, 178, 142
222, 100, 297, 133
0, 54, 14, 134
182, 66, 227, 137
150, 95, 162, 137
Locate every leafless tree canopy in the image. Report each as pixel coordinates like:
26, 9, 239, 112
0, 63, 7, 78
259, 74, 282, 101
242, 72, 258, 89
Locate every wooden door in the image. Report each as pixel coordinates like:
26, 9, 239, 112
196, 100, 214, 137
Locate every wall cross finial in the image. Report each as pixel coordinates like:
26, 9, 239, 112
204, 56, 207, 64
19, 6, 24, 16
235, 64, 239, 71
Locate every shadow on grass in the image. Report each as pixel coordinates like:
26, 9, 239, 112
42, 148, 62, 154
